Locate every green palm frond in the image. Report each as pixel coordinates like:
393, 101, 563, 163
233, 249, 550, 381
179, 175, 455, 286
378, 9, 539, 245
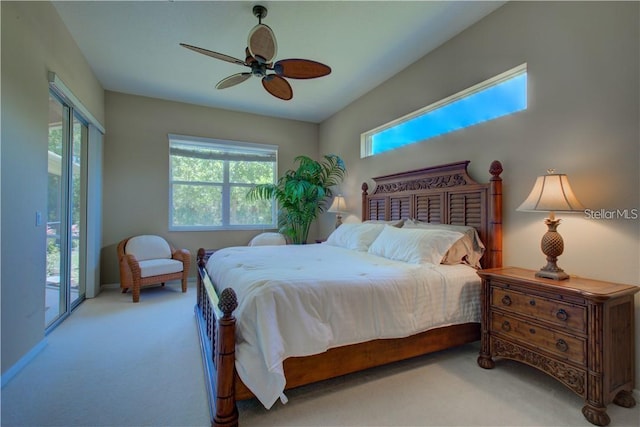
247, 154, 346, 244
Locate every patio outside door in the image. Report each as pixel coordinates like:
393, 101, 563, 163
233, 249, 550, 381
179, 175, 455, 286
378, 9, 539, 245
46, 92, 87, 329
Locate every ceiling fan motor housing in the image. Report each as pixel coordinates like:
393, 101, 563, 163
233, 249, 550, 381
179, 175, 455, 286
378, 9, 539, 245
252, 5, 268, 21
251, 62, 267, 77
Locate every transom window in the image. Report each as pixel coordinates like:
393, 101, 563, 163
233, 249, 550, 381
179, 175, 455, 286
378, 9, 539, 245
168, 134, 278, 231
361, 63, 527, 157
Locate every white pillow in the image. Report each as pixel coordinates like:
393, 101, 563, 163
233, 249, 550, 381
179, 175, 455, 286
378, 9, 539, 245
248, 232, 286, 246
403, 220, 485, 268
125, 235, 172, 261
368, 225, 464, 265
325, 223, 385, 251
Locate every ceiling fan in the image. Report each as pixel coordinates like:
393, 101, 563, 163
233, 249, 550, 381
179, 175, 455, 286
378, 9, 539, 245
180, 5, 331, 101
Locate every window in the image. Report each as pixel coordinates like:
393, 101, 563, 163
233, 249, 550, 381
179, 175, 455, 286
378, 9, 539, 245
361, 64, 527, 157
168, 134, 278, 231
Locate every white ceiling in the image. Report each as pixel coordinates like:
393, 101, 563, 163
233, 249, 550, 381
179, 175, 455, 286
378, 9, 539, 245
53, 1, 505, 123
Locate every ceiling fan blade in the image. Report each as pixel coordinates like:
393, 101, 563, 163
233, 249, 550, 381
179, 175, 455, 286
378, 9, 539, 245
262, 75, 292, 100
273, 59, 331, 79
180, 43, 246, 66
216, 73, 252, 90
248, 24, 277, 64
244, 47, 256, 64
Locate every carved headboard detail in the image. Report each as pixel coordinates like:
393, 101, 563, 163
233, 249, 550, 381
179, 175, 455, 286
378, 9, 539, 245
361, 160, 503, 269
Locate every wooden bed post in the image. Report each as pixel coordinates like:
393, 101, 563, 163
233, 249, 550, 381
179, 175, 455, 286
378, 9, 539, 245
214, 288, 239, 427
488, 160, 503, 269
361, 182, 369, 221
197, 248, 206, 303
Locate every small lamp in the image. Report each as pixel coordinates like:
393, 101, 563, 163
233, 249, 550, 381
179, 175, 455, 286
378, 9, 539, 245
517, 169, 585, 280
327, 195, 346, 229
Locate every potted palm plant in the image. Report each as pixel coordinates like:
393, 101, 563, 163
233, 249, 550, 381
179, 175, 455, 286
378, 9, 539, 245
247, 154, 346, 244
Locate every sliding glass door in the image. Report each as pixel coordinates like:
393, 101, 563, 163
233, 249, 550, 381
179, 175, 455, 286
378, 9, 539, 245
46, 92, 87, 329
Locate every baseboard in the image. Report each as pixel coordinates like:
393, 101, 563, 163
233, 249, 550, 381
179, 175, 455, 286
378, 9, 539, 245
1, 338, 48, 389
101, 277, 198, 291
101, 282, 120, 290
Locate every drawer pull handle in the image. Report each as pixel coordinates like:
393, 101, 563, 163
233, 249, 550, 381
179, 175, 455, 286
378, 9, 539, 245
501, 295, 512, 306
529, 300, 536, 306
556, 339, 569, 352
556, 309, 569, 321
501, 321, 511, 332
529, 328, 536, 334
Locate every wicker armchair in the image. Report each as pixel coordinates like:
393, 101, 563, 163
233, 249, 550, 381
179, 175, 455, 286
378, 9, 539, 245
117, 235, 190, 303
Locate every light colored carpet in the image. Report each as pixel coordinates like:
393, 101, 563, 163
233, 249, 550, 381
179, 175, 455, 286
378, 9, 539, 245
2, 282, 638, 427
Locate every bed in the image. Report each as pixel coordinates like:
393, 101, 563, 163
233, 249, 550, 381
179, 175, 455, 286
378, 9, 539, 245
195, 160, 503, 427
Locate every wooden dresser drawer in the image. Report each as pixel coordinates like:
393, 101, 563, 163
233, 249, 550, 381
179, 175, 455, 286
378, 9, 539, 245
491, 311, 586, 365
491, 286, 586, 333
479, 267, 639, 426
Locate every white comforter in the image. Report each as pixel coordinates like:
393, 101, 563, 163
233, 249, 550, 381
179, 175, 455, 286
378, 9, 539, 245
206, 243, 481, 408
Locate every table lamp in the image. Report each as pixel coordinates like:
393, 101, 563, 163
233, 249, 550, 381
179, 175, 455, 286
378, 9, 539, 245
327, 195, 346, 229
517, 169, 585, 280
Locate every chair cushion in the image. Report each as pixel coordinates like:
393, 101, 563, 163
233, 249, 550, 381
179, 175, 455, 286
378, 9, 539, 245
138, 259, 184, 278
248, 232, 286, 246
126, 235, 172, 261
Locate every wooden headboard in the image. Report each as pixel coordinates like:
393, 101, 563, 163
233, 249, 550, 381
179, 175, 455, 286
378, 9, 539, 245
361, 160, 503, 269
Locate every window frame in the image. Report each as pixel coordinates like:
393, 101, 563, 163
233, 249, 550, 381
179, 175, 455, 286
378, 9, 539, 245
168, 134, 278, 231
361, 63, 528, 157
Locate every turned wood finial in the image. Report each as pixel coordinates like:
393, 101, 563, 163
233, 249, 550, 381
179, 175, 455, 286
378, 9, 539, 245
490, 160, 503, 179
218, 288, 238, 317
361, 182, 369, 222
197, 248, 206, 268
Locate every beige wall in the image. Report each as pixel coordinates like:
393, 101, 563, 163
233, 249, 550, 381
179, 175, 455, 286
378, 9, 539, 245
1, 1, 104, 374
3, 0, 640, 393
101, 91, 319, 284
319, 1, 640, 384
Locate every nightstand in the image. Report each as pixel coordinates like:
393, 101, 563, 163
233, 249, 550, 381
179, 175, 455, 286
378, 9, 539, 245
477, 267, 638, 426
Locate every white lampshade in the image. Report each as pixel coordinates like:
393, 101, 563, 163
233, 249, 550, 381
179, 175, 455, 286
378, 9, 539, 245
328, 195, 346, 229
328, 195, 346, 213
517, 171, 585, 213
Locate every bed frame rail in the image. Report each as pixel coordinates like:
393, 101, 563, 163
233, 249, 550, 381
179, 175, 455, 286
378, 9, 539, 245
196, 249, 239, 427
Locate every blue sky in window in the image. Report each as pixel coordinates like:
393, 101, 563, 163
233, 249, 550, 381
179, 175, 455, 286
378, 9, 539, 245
371, 73, 527, 154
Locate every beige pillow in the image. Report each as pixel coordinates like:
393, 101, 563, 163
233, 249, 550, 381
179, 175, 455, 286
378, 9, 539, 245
403, 220, 485, 268
363, 219, 405, 228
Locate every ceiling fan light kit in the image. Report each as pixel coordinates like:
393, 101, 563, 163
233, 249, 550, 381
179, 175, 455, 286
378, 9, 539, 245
180, 4, 331, 101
